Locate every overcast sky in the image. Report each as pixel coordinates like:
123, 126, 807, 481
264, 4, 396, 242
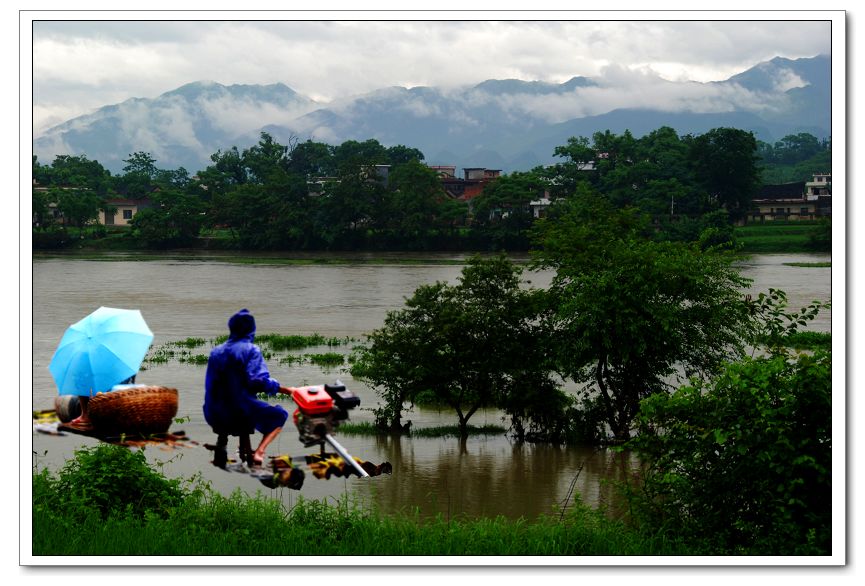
31, 18, 832, 135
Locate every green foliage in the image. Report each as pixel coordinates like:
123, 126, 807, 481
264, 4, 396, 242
687, 127, 761, 220
471, 170, 546, 249
53, 188, 105, 228
758, 133, 831, 184
532, 192, 752, 441
130, 189, 204, 248
744, 288, 830, 355
783, 262, 831, 268
384, 160, 450, 244
33, 125, 780, 253
338, 421, 507, 438
306, 352, 345, 367
35, 444, 187, 520
625, 349, 832, 555
352, 254, 558, 438
808, 217, 832, 252
173, 337, 207, 348
37, 154, 112, 193
781, 331, 831, 350
734, 221, 819, 253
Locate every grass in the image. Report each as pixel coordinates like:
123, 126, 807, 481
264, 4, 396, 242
31, 444, 691, 556
734, 221, 821, 253
307, 352, 345, 367
144, 333, 357, 367
410, 424, 507, 438
338, 422, 507, 438
783, 262, 831, 268
782, 331, 831, 350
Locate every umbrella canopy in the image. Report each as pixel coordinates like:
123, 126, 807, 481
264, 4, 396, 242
49, 306, 154, 396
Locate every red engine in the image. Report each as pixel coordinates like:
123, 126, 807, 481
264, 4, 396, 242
289, 381, 360, 447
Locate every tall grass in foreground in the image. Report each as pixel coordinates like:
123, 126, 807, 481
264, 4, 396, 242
32, 444, 691, 556
33, 487, 688, 556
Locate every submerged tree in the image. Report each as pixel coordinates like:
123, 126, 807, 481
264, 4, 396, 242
532, 191, 752, 441
351, 254, 554, 439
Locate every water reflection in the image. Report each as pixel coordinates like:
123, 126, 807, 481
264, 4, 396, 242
355, 433, 637, 520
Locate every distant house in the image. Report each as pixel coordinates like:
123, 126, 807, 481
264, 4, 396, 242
429, 165, 456, 178
433, 166, 501, 201
529, 192, 553, 218
806, 173, 832, 198
748, 173, 831, 222
99, 197, 152, 226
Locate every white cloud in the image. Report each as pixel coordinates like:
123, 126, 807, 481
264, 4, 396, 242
770, 69, 808, 92
476, 65, 797, 124
198, 95, 319, 137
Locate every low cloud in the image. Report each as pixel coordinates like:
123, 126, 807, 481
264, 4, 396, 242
480, 65, 792, 123
198, 95, 319, 137
769, 68, 808, 92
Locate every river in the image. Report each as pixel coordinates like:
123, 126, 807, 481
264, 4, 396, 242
29, 251, 832, 520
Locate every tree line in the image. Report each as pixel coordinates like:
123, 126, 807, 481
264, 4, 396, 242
31, 126, 826, 251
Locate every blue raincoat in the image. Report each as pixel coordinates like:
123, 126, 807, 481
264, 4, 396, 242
203, 309, 288, 436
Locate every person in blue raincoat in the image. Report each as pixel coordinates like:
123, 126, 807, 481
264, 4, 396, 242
204, 309, 292, 467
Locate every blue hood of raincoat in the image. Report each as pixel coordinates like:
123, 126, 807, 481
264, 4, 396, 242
227, 309, 256, 342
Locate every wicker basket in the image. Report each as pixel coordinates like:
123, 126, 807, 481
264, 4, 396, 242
88, 386, 179, 436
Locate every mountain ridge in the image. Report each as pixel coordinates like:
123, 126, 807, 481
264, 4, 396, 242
34, 54, 830, 174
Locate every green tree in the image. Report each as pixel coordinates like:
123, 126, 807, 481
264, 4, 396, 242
686, 128, 761, 220
332, 139, 389, 171
32, 188, 54, 230
54, 188, 104, 228
808, 217, 832, 252
242, 132, 290, 184
471, 170, 545, 249
43, 155, 111, 194
351, 255, 555, 439
130, 190, 203, 248
385, 160, 446, 244
548, 136, 596, 198
386, 144, 425, 166
287, 140, 335, 177
204, 147, 249, 188
532, 192, 751, 441
122, 152, 159, 178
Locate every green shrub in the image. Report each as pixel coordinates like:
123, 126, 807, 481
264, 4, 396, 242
625, 350, 832, 555
39, 444, 187, 520
306, 352, 345, 367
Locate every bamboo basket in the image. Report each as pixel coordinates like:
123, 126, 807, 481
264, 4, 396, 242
88, 386, 179, 436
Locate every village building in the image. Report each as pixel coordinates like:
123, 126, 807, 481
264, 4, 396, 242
434, 166, 501, 201
748, 173, 831, 223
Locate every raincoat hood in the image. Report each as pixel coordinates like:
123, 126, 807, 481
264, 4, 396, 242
227, 309, 256, 341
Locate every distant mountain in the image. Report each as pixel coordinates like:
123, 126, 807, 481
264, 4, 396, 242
34, 81, 319, 172
33, 55, 830, 175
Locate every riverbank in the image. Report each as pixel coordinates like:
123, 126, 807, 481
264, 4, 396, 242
32, 220, 828, 258
734, 220, 828, 253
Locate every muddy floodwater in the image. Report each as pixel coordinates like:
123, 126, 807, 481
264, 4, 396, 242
29, 251, 832, 520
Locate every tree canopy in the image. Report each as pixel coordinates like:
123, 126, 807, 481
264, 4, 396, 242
531, 191, 753, 440
351, 254, 557, 439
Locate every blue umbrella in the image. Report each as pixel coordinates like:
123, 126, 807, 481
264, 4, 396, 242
49, 306, 154, 396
